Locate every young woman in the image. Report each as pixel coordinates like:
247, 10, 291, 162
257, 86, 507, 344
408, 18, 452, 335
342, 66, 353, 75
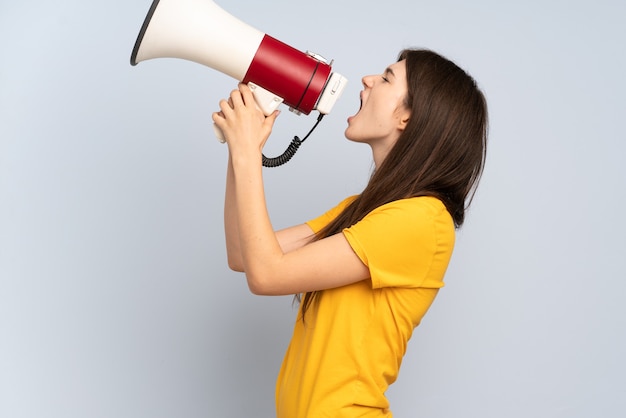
213, 48, 488, 417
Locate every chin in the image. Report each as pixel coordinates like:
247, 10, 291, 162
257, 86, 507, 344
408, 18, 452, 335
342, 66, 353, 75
344, 126, 356, 142
344, 131, 366, 144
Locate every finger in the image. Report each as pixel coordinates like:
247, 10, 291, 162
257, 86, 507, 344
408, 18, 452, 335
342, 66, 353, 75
229, 88, 244, 107
212, 110, 224, 121
266, 109, 280, 125
218, 98, 233, 115
238, 83, 255, 106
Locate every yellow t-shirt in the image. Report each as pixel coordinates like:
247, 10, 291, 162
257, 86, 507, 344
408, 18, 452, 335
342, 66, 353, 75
275, 196, 455, 418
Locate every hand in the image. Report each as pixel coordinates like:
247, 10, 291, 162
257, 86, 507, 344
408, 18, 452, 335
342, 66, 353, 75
212, 83, 280, 158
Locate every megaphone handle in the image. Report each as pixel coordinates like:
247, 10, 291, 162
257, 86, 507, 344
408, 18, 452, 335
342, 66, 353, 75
214, 82, 284, 144
213, 124, 227, 143
214, 84, 324, 168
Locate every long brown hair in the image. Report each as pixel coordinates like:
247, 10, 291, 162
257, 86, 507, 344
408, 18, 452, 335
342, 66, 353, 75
298, 49, 488, 320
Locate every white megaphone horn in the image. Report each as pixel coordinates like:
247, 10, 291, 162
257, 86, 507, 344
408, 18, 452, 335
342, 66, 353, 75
131, 0, 348, 166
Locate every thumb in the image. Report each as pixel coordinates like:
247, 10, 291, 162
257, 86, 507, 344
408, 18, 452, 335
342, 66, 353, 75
265, 109, 280, 127
260, 109, 280, 139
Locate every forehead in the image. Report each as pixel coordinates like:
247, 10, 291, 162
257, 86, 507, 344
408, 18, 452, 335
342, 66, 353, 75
388, 60, 407, 77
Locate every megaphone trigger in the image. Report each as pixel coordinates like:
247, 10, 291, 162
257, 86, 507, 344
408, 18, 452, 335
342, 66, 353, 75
247, 83, 284, 116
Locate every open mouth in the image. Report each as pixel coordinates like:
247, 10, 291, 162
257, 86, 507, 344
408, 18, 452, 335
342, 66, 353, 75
348, 92, 364, 122
352, 92, 363, 116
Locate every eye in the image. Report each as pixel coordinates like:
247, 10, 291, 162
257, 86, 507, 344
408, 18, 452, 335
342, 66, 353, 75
381, 76, 389, 82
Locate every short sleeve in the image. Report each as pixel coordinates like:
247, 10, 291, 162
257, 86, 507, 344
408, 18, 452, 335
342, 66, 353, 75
342, 197, 455, 289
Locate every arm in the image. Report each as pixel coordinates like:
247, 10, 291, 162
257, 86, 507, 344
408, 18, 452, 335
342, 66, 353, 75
214, 84, 370, 295
224, 153, 242, 271
224, 152, 316, 271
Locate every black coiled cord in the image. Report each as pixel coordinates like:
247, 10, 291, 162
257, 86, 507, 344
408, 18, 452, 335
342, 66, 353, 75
262, 114, 324, 167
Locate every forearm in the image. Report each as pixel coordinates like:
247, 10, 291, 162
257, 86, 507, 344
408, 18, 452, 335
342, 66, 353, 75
215, 83, 285, 279
225, 152, 314, 275
231, 151, 284, 293
224, 154, 244, 271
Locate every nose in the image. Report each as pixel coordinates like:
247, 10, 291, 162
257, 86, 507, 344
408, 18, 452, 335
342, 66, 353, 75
361, 75, 374, 89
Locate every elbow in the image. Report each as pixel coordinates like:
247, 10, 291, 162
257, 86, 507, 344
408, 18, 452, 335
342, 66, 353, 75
245, 271, 278, 296
248, 283, 266, 295
247, 275, 268, 295
226, 249, 245, 272
226, 259, 275, 295
227, 256, 244, 272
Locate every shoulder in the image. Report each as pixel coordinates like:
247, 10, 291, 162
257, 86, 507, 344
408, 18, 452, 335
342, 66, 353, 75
373, 196, 450, 215
363, 196, 453, 232
345, 196, 455, 253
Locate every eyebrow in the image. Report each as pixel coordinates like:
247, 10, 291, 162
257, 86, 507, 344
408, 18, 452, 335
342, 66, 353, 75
384, 67, 396, 78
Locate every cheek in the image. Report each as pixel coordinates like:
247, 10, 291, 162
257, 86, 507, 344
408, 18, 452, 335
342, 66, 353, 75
374, 103, 403, 127
379, 95, 405, 116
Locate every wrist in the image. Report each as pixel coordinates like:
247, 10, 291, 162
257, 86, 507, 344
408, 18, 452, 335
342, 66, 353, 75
230, 148, 263, 171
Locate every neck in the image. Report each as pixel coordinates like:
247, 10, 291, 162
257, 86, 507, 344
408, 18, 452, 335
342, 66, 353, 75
370, 142, 393, 168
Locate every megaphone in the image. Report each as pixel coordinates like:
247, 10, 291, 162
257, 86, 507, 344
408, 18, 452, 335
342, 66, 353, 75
131, 0, 348, 166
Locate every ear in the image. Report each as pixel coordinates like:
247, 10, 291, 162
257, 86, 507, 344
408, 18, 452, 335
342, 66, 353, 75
396, 108, 411, 131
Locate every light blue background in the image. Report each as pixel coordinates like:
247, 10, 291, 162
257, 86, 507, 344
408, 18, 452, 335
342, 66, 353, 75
1, 1, 625, 417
